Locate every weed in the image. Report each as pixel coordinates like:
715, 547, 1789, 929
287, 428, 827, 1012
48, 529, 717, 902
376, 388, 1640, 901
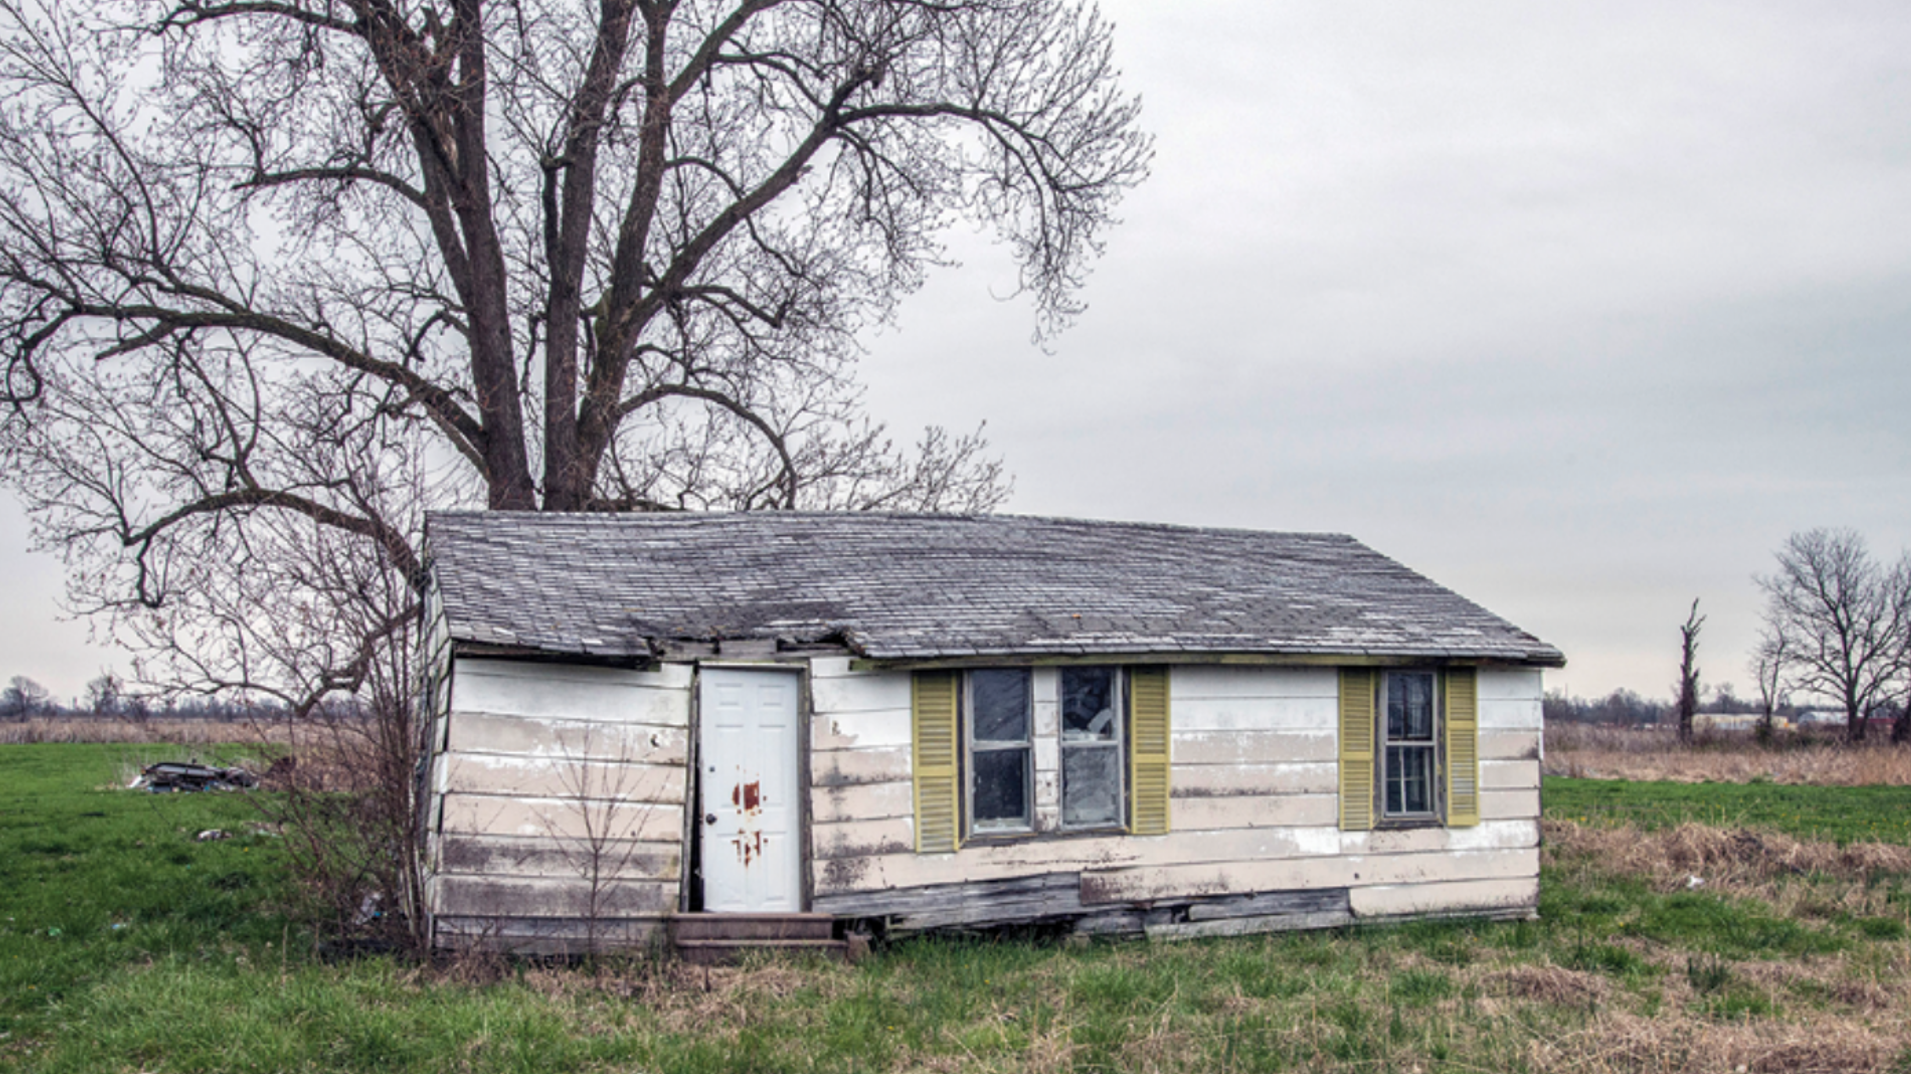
1686, 953, 1732, 994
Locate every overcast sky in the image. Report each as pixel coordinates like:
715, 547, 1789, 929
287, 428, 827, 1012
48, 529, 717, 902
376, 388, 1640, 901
5, 0, 1910, 703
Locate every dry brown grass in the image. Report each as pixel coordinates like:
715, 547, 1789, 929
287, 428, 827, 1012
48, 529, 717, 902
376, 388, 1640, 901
1546, 818, 1911, 890
1528, 1010, 1910, 1074
1545, 725, 1911, 785
0, 717, 282, 746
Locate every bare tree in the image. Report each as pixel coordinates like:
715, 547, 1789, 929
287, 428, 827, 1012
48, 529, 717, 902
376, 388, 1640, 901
0, 0, 1145, 705
1, 674, 50, 720
534, 724, 675, 960
1674, 598, 1703, 745
1757, 529, 1911, 744
1751, 631, 1787, 745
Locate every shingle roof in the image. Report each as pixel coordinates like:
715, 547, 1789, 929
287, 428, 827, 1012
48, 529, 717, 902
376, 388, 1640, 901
424, 512, 1564, 666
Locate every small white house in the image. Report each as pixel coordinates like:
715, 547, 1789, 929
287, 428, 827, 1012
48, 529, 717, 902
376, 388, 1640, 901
415, 512, 1563, 953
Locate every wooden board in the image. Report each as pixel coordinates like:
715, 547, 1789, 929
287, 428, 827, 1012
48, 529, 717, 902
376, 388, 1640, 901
439, 793, 685, 842
432, 874, 678, 917
1170, 696, 1337, 733
1482, 788, 1541, 820
1146, 909, 1353, 941
811, 826, 1351, 896
1171, 666, 1337, 700
1172, 730, 1336, 765
433, 914, 666, 956
1478, 730, 1541, 762
442, 752, 686, 800
810, 671, 912, 716
1477, 668, 1543, 701
1171, 761, 1337, 797
451, 658, 691, 725
1078, 847, 1539, 905
812, 745, 911, 787
1481, 758, 1541, 791
1170, 793, 1338, 831
449, 711, 688, 764
1348, 876, 1540, 918
812, 779, 913, 824
1335, 819, 1538, 856
436, 833, 681, 882
811, 709, 912, 751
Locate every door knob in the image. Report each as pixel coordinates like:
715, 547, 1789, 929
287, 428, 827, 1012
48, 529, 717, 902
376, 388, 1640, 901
705, 813, 717, 824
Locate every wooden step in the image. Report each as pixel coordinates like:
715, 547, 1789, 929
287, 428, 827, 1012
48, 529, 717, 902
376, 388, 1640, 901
671, 912, 836, 943
674, 937, 848, 965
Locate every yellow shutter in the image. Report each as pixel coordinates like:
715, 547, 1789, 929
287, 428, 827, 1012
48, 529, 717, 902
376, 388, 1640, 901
1128, 666, 1171, 835
1338, 668, 1375, 831
911, 671, 961, 853
1445, 668, 1481, 827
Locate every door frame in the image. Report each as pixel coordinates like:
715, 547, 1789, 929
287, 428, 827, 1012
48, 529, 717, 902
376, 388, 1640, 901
686, 662, 811, 913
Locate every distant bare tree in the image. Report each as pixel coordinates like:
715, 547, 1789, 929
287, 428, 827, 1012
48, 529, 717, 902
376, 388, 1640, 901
1, 674, 49, 720
1757, 529, 1911, 744
1751, 631, 1787, 745
1673, 599, 1703, 745
82, 671, 123, 718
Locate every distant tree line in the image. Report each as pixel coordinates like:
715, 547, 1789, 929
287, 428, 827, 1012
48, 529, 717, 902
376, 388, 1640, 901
0, 672, 289, 723
1542, 685, 1779, 728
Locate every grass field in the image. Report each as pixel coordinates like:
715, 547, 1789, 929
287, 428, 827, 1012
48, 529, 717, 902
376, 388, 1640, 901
4, 743, 1911, 1072
1548, 777, 1911, 845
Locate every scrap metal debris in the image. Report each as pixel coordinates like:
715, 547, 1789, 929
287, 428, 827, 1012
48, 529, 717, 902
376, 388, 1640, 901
132, 762, 258, 793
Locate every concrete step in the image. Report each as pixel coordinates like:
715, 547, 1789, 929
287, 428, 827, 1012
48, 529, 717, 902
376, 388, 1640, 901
671, 912, 836, 942
674, 937, 848, 965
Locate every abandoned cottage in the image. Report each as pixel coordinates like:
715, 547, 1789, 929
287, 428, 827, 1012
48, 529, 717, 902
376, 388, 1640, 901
416, 512, 1563, 953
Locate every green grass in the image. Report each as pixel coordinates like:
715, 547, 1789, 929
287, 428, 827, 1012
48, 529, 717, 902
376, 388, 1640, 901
4, 745, 1911, 1072
1545, 776, 1911, 845
0, 743, 296, 1049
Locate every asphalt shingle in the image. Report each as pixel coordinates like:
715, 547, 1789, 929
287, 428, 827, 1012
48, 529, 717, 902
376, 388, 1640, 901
424, 512, 1564, 666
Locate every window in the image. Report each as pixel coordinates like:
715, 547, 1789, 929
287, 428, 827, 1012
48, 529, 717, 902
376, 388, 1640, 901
966, 669, 1033, 832
962, 667, 1127, 835
1336, 666, 1479, 832
914, 665, 1168, 850
1381, 670, 1438, 818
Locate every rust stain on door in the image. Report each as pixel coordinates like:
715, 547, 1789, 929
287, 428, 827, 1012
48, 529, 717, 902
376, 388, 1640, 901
730, 778, 766, 866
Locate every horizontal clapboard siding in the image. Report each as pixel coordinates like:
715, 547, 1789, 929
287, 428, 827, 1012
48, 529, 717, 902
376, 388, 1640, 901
804, 662, 1545, 925
426, 657, 694, 935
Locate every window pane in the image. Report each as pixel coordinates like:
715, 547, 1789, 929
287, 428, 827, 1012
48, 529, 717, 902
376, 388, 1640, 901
1388, 672, 1435, 742
972, 747, 1029, 827
972, 669, 1030, 743
1386, 745, 1434, 815
1062, 745, 1121, 827
1061, 667, 1118, 741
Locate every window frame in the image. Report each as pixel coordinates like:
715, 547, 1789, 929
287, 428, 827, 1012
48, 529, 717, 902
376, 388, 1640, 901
963, 668, 1035, 835
1378, 668, 1443, 824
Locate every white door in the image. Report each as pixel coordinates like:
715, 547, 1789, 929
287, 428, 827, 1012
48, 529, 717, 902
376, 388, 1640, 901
699, 668, 803, 912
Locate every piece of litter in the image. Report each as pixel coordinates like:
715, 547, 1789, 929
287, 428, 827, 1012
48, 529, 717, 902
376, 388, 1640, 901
195, 829, 230, 842
1686, 875, 1705, 889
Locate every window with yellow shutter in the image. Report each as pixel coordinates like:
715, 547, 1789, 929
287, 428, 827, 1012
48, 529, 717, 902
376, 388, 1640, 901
1339, 667, 1480, 829
912, 665, 1170, 847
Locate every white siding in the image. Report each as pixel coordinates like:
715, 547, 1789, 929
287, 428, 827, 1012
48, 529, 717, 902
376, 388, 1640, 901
809, 662, 1546, 923
425, 656, 693, 940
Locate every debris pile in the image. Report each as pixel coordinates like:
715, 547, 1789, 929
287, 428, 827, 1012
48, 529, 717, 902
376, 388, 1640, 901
132, 762, 258, 793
